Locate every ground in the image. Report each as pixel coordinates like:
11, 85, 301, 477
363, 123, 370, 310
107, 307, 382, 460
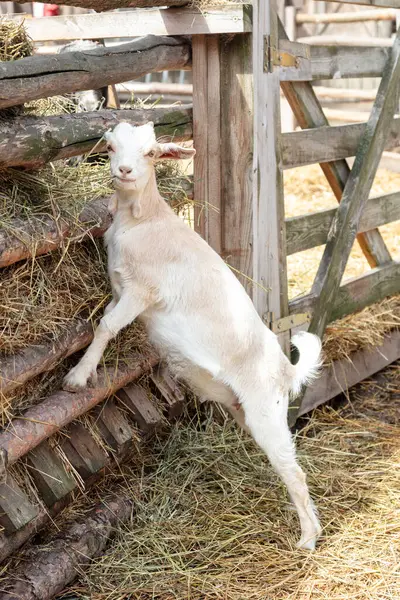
53, 361, 400, 600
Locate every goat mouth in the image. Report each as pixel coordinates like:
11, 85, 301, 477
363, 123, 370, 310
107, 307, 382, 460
114, 176, 136, 184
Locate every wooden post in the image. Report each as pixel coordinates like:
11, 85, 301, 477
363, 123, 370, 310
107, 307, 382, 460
252, 0, 290, 353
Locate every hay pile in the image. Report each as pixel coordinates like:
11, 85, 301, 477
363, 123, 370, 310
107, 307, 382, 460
42, 362, 400, 600
0, 19, 32, 62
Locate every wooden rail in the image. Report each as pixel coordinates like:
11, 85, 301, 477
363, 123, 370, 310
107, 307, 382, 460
13, 0, 188, 9
296, 9, 396, 24
286, 191, 400, 256
321, 0, 400, 8
297, 35, 393, 47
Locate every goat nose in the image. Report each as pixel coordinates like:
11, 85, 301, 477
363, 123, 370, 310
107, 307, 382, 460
119, 165, 132, 175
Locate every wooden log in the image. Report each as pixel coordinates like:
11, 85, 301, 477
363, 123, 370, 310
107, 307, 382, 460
117, 82, 193, 97
1, 106, 193, 169
0, 36, 191, 110
0, 352, 158, 467
13, 0, 188, 11
308, 26, 400, 339
279, 18, 392, 269
13, 6, 251, 41
286, 191, 400, 255
290, 262, 400, 323
0, 319, 93, 396
1, 496, 133, 600
296, 330, 400, 418
281, 118, 400, 169
297, 35, 393, 47
296, 9, 396, 23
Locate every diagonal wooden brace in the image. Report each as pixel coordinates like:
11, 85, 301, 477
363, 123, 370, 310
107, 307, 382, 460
278, 19, 392, 269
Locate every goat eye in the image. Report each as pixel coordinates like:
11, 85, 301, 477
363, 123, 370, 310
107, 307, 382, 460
147, 150, 155, 158
106, 144, 114, 152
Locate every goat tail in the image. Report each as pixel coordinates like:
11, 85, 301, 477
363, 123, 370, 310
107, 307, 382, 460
290, 331, 322, 397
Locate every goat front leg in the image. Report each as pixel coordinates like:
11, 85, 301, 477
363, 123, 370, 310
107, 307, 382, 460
63, 294, 147, 391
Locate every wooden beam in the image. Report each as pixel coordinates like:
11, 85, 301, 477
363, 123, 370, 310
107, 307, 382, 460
321, 0, 400, 8
286, 191, 400, 255
13, 0, 188, 9
0, 36, 191, 110
13, 6, 251, 41
281, 118, 400, 169
1, 106, 193, 169
253, 1, 290, 354
296, 9, 396, 23
297, 35, 393, 47
279, 17, 391, 271
290, 262, 400, 323
312, 86, 377, 101
295, 331, 400, 418
308, 26, 400, 339
192, 35, 208, 239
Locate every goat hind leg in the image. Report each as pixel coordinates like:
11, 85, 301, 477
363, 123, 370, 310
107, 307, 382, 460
242, 393, 321, 550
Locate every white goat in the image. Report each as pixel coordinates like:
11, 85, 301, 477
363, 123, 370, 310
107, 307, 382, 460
64, 122, 322, 550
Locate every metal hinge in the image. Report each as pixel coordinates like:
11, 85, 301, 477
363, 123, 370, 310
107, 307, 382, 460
263, 312, 311, 334
264, 35, 300, 73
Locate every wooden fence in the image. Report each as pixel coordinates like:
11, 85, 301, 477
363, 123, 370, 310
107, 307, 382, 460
0, 0, 400, 573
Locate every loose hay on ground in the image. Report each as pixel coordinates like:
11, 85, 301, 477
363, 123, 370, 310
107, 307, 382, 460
51, 364, 400, 600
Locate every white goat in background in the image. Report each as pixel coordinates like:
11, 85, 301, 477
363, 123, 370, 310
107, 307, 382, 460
64, 122, 322, 550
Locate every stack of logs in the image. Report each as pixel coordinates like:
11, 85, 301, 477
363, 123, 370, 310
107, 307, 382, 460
0, 16, 194, 598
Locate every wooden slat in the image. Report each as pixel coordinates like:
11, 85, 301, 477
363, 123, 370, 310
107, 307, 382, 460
282, 118, 400, 169
290, 262, 400, 324
150, 369, 185, 419
0, 475, 38, 534
61, 422, 108, 479
294, 331, 400, 419
253, 1, 290, 354
279, 18, 391, 273
13, 6, 251, 41
117, 385, 163, 433
94, 400, 133, 454
321, 0, 400, 8
296, 9, 396, 24
277, 42, 391, 81
27, 442, 76, 506
308, 26, 400, 339
192, 35, 208, 238
297, 35, 393, 47
286, 191, 400, 255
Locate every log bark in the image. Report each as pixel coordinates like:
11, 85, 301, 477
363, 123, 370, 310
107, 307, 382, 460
0, 352, 158, 466
0, 319, 93, 395
1, 106, 193, 168
0, 197, 111, 267
14, 0, 187, 9
1, 497, 133, 600
0, 35, 191, 110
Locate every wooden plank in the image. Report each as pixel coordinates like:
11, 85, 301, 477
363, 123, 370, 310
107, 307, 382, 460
279, 18, 392, 269
192, 35, 208, 238
294, 331, 400, 419
308, 26, 400, 339
281, 118, 400, 169
313, 86, 377, 101
0, 36, 191, 110
0, 474, 38, 534
27, 441, 76, 506
290, 262, 400, 323
117, 385, 163, 433
296, 9, 396, 23
220, 31, 254, 293
286, 191, 400, 255
322, 0, 400, 8
12, 6, 251, 41
94, 400, 133, 454
150, 368, 185, 419
297, 35, 393, 47
253, 0, 290, 354
61, 422, 108, 479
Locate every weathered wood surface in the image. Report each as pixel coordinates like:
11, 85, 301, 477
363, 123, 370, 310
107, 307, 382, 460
308, 27, 400, 339
94, 400, 133, 455
28, 442, 76, 507
312, 86, 377, 101
286, 192, 400, 255
322, 0, 400, 7
279, 18, 392, 269
1, 106, 193, 169
13, 0, 187, 10
296, 9, 396, 23
296, 330, 400, 418
297, 35, 393, 47
0, 198, 110, 267
0, 474, 38, 534
61, 422, 108, 480
1, 496, 133, 600
14, 6, 251, 41
0, 36, 191, 110
0, 319, 93, 396
117, 384, 163, 433
290, 262, 400, 324
192, 36, 208, 239
253, 2, 290, 355
0, 352, 158, 467
150, 369, 185, 419
281, 118, 400, 168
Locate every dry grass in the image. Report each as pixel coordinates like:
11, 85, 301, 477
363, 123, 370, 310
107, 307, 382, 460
53, 363, 400, 600
0, 18, 32, 62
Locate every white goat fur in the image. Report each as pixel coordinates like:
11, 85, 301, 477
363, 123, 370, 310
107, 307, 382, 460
64, 122, 323, 550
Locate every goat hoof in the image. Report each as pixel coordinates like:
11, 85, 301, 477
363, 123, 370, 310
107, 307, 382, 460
296, 534, 319, 551
63, 366, 91, 391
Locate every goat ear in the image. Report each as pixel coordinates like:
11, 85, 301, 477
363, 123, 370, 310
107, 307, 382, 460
156, 143, 196, 161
